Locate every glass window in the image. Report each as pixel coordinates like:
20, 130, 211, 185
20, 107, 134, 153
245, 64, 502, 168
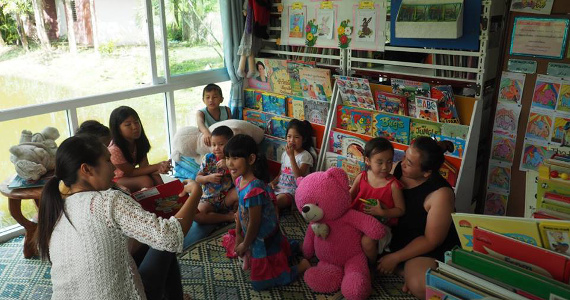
0, 113, 70, 229
174, 81, 231, 128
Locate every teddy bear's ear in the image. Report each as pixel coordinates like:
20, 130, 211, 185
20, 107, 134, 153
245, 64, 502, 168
296, 176, 304, 186
326, 168, 349, 188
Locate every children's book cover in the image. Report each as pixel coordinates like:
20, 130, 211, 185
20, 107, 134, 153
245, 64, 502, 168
341, 136, 366, 161
248, 59, 292, 96
452, 213, 543, 251
439, 159, 458, 187
245, 89, 263, 110
329, 130, 350, 154
373, 113, 410, 145
497, 71, 525, 105
336, 76, 375, 110
415, 96, 439, 122
324, 152, 340, 170
490, 135, 516, 165
493, 102, 522, 137
556, 83, 570, 113
304, 99, 329, 125
410, 119, 442, 142
431, 85, 460, 124
287, 96, 305, 120
442, 123, 469, 140
374, 91, 408, 116
394, 148, 405, 164
551, 115, 570, 146
132, 180, 188, 219
433, 134, 465, 158
525, 108, 554, 143
391, 78, 431, 117
337, 155, 366, 184
267, 116, 290, 139
262, 93, 287, 116
487, 162, 511, 194
244, 109, 268, 130
532, 74, 561, 110
539, 221, 570, 256
520, 141, 551, 172
299, 67, 332, 102
287, 60, 315, 97
336, 105, 375, 136
289, 10, 305, 38
260, 136, 287, 162
484, 191, 509, 216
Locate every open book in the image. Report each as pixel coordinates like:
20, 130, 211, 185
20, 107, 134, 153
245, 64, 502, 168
131, 180, 188, 218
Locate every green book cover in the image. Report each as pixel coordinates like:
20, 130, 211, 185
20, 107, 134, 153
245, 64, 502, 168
451, 248, 570, 300
410, 119, 442, 142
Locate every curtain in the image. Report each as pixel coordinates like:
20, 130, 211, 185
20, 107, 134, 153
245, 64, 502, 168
220, 0, 245, 119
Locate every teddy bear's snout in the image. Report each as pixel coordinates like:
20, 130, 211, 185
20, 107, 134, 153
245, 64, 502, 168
301, 204, 323, 222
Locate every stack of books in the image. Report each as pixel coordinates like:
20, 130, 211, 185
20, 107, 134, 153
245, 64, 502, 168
426, 213, 570, 299
534, 153, 570, 220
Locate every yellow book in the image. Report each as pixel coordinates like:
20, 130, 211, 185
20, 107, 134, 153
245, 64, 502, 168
452, 213, 542, 251
539, 220, 570, 257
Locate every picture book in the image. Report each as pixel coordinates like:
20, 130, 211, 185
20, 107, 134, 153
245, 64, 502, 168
431, 85, 460, 124
510, 0, 554, 15
410, 119, 442, 142
287, 96, 305, 120
441, 123, 469, 140
341, 136, 366, 161
131, 180, 188, 219
336, 76, 375, 110
525, 108, 554, 143
374, 91, 408, 116
244, 109, 269, 130
452, 213, 543, 251
415, 96, 439, 122
551, 115, 570, 146
487, 163, 511, 194
490, 134, 516, 164
329, 130, 355, 154
539, 221, 570, 256
337, 155, 366, 184
324, 152, 340, 170
299, 67, 333, 101
287, 60, 315, 97
304, 99, 329, 125
262, 93, 287, 116
556, 82, 570, 113
336, 105, 375, 136
439, 159, 458, 187
267, 116, 290, 139
8, 174, 52, 190
493, 102, 522, 137
373, 113, 410, 145
425, 269, 488, 300
425, 285, 462, 300
391, 78, 431, 117
245, 89, 263, 110
497, 71, 525, 105
248, 59, 292, 95
532, 74, 561, 110
433, 134, 465, 158
394, 148, 405, 164
260, 136, 287, 162
484, 190, 508, 216
520, 141, 551, 172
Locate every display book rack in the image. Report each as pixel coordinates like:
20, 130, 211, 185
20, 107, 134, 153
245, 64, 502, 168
253, 0, 505, 212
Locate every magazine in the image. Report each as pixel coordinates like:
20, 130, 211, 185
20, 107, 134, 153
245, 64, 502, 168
131, 180, 188, 218
8, 174, 52, 190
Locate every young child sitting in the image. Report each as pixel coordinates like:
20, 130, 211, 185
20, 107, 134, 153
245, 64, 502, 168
194, 126, 237, 224
350, 137, 405, 265
270, 119, 315, 210
196, 83, 232, 147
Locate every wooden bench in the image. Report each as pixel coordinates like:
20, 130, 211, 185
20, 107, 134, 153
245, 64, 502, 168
0, 178, 43, 258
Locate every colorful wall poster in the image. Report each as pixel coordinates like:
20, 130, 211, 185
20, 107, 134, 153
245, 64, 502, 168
520, 141, 551, 172
492, 102, 522, 137
299, 68, 333, 102
556, 82, 570, 113
510, 17, 569, 59
303, 99, 329, 125
336, 76, 375, 110
487, 163, 511, 194
415, 96, 439, 122
490, 135, 516, 165
525, 108, 554, 143
532, 74, 561, 110
373, 113, 410, 145
484, 191, 509, 216
551, 115, 570, 146
289, 9, 305, 38
356, 9, 376, 42
497, 71, 525, 105
510, 0, 554, 15
392, 78, 431, 117
316, 8, 335, 40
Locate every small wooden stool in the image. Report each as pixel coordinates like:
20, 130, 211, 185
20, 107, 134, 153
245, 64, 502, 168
0, 177, 43, 258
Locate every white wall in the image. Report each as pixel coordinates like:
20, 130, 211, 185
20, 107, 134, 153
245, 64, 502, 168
94, 0, 147, 45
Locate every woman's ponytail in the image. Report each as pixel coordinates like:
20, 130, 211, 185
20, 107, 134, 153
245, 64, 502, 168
37, 177, 66, 261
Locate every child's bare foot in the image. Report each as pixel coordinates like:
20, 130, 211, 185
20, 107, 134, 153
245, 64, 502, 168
297, 259, 311, 274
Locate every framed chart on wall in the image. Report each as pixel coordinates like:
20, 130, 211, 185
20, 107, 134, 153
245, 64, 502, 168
509, 17, 569, 59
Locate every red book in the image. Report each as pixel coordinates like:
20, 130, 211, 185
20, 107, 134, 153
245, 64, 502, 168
473, 226, 570, 284
439, 159, 458, 187
131, 180, 189, 218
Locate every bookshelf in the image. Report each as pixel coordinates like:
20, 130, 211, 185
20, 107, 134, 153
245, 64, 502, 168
252, 0, 506, 213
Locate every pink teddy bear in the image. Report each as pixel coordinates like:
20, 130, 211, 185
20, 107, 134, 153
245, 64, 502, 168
295, 168, 386, 300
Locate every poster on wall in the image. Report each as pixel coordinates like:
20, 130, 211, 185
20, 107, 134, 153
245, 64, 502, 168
490, 135, 516, 165
355, 9, 376, 42
484, 191, 509, 216
531, 74, 561, 110
551, 115, 570, 147
351, 2, 386, 51
316, 9, 335, 40
520, 141, 552, 172
509, 0, 554, 15
556, 81, 570, 113
524, 108, 554, 143
498, 71, 526, 105
289, 8, 305, 38
487, 162, 511, 194
510, 17, 569, 59
492, 102, 522, 137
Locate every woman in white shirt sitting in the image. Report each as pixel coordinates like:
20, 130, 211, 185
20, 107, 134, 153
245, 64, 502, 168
37, 135, 201, 300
